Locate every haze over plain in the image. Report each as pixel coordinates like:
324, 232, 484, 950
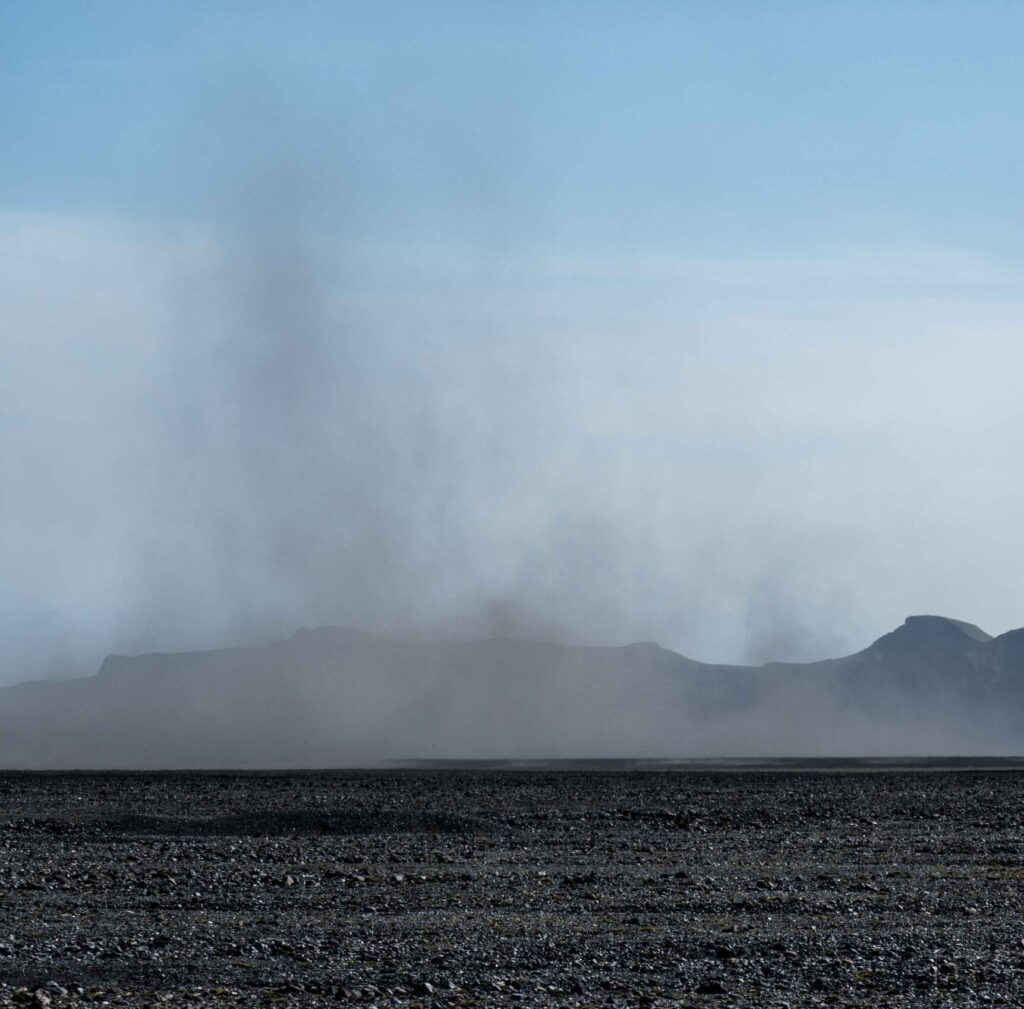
2, 1, 1023, 688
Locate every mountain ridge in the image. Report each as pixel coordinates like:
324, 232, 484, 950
25, 613, 1008, 690
1, 614, 1022, 766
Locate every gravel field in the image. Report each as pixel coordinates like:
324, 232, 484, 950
2, 768, 1024, 1007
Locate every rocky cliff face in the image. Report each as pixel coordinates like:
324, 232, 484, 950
1, 616, 1021, 767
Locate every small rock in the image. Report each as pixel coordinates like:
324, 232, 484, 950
695, 979, 727, 995
712, 944, 743, 959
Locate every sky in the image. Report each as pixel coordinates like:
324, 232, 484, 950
2, 0, 1023, 684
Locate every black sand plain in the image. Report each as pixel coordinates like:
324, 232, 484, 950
2, 764, 1024, 1007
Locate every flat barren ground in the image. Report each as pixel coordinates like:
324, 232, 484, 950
2, 767, 1024, 1007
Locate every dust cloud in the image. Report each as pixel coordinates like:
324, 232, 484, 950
2, 72, 1022, 696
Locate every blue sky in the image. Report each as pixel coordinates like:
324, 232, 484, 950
3, 1, 1023, 253
2, 2, 1023, 681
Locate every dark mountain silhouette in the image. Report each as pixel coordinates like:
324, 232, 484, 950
1, 616, 1022, 767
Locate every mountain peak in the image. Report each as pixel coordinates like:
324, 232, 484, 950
868, 615, 993, 662
901, 615, 992, 642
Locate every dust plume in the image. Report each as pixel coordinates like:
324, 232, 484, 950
3, 68, 1023, 702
